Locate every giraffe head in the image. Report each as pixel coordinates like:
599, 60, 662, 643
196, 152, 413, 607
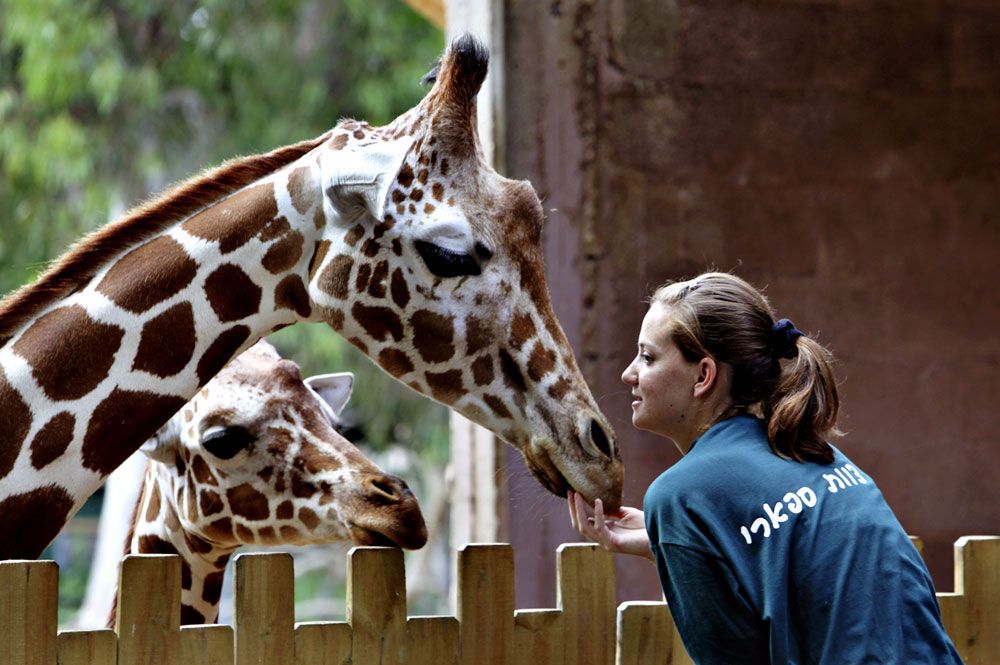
307, 36, 624, 509
139, 340, 427, 551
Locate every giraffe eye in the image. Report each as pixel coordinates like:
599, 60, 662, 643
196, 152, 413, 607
202, 426, 255, 460
414, 239, 488, 278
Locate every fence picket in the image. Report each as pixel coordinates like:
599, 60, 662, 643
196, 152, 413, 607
234, 553, 294, 665
616, 602, 671, 665
557, 544, 615, 665
457, 544, 514, 665
116, 554, 180, 665
407, 616, 460, 665
179, 625, 233, 665
0, 560, 57, 665
514, 609, 562, 665
294, 621, 352, 665
56, 629, 116, 665
348, 547, 407, 665
939, 536, 1000, 665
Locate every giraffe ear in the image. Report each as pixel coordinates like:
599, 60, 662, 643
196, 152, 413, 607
305, 372, 354, 420
321, 136, 412, 223
139, 418, 181, 465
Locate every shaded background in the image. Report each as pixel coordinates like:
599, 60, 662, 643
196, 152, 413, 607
499, 0, 1000, 607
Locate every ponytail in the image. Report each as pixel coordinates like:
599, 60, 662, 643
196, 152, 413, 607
764, 336, 841, 464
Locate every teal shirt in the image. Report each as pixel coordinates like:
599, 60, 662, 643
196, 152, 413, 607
643, 415, 961, 664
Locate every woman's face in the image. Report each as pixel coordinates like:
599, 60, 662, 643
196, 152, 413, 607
621, 304, 703, 447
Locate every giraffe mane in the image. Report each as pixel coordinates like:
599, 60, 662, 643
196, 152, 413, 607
0, 132, 331, 346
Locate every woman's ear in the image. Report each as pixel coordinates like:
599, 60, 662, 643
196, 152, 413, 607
693, 356, 720, 398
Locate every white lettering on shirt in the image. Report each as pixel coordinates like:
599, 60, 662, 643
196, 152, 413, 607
738, 465, 867, 545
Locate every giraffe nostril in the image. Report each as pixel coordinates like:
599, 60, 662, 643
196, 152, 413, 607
590, 419, 613, 459
367, 475, 402, 502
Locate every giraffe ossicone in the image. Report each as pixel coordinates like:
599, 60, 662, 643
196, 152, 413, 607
0, 35, 623, 560
117, 339, 425, 625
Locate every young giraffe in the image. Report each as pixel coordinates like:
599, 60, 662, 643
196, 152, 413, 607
114, 339, 425, 625
0, 35, 623, 559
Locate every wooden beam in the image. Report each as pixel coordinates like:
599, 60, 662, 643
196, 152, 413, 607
402, 0, 445, 28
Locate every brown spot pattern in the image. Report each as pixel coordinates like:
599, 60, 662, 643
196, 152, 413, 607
29, 412, 75, 470
548, 377, 572, 400
361, 238, 380, 258
319, 255, 354, 299
498, 348, 528, 392
226, 483, 270, 520
274, 275, 312, 318
96, 236, 198, 314
181, 182, 278, 254
204, 264, 262, 322
145, 483, 162, 523
0, 486, 74, 558
398, 163, 414, 188
82, 389, 186, 475
390, 268, 410, 308
378, 348, 414, 377
262, 230, 304, 274
259, 217, 291, 243
352, 303, 403, 342
14, 305, 124, 401
196, 326, 251, 385
483, 394, 513, 420
355, 262, 372, 292
344, 224, 365, 247
133, 302, 196, 377
181, 606, 206, 625
409, 188, 424, 202
205, 517, 233, 542
0, 368, 31, 480
509, 312, 536, 349
287, 166, 316, 214
191, 455, 217, 486
471, 355, 494, 386
527, 341, 557, 382
431, 182, 444, 201
368, 261, 389, 298
425, 369, 464, 404
465, 315, 491, 355
330, 134, 348, 150
203, 570, 226, 605
308, 240, 331, 283
299, 507, 320, 530
200, 489, 224, 517
276, 500, 294, 520
411, 310, 456, 363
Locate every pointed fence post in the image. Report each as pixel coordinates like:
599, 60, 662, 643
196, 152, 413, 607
57, 629, 117, 665
234, 553, 295, 665
0, 560, 58, 665
116, 554, 181, 665
347, 546, 407, 665
557, 544, 615, 665
457, 544, 514, 665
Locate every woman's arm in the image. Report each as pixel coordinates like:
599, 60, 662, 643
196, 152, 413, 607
567, 491, 655, 560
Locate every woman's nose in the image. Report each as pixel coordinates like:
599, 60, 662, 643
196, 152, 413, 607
621, 361, 637, 385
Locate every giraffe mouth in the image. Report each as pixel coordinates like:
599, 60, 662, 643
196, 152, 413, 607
523, 448, 571, 497
348, 522, 428, 550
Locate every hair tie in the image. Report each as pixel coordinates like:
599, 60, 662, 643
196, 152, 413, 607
770, 319, 803, 359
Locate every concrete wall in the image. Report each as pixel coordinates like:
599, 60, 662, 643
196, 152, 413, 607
501, 0, 1000, 607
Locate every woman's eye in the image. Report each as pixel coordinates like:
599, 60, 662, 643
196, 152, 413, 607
202, 426, 255, 460
641, 353, 653, 364
414, 239, 483, 278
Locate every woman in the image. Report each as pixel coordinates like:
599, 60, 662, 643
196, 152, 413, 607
568, 272, 961, 664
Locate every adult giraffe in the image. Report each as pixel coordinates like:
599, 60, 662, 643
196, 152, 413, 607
0, 35, 623, 559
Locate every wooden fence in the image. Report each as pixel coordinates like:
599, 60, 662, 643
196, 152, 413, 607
1, 537, 997, 665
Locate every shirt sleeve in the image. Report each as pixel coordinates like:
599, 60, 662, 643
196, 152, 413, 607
655, 543, 770, 665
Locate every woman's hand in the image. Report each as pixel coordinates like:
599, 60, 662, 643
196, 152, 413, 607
567, 491, 654, 561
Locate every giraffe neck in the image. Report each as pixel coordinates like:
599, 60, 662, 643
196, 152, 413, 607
0, 158, 327, 559
125, 462, 235, 625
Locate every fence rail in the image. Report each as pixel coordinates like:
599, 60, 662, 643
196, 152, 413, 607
1, 537, 997, 665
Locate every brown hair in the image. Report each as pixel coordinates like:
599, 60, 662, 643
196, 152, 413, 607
651, 272, 841, 464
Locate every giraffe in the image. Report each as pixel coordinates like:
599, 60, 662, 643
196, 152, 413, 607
111, 339, 426, 625
0, 35, 624, 560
